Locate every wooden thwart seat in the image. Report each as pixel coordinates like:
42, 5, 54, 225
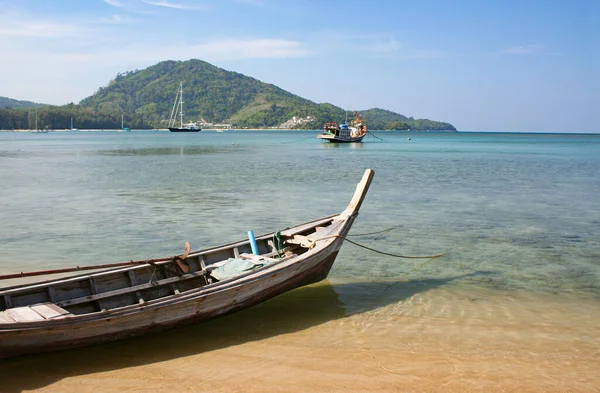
55, 270, 208, 308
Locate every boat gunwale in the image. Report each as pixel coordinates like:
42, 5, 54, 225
0, 215, 339, 294
0, 217, 353, 329
0, 168, 373, 332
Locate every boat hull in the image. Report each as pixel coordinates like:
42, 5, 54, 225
0, 238, 345, 359
318, 133, 365, 143
0, 169, 374, 359
168, 128, 201, 132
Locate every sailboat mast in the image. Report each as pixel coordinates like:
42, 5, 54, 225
179, 82, 184, 128
35, 108, 38, 130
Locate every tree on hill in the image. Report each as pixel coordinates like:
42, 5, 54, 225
0, 96, 45, 109
1, 59, 456, 131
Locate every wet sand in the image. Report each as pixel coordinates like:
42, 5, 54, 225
1, 282, 598, 392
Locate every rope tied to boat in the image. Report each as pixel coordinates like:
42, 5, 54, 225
307, 225, 455, 260
281, 135, 316, 144
366, 130, 385, 141
334, 236, 453, 259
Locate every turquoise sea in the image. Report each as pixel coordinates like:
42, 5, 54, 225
1, 130, 598, 296
1, 130, 599, 391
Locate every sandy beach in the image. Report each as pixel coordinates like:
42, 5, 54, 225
1, 130, 598, 392
1, 282, 598, 392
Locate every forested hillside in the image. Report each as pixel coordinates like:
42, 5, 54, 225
1, 59, 456, 131
79, 59, 342, 129
0, 96, 44, 109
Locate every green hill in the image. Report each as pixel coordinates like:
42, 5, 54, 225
0, 59, 456, 131
0, 96, 45, 109
80, 59, 336, 129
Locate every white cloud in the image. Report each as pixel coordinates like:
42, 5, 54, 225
142, 0, 200, 10
399, 49, 447, 60
189, 38, 312, 60
45, 38, 312, 64
0, 22, 77, 37
504, 44, 543, 55
0, 9, 79, 38
103, 0, 129, 8
0, 37, 312, 104
498, 44, 563, 57
98, 14, 136, 24
231, 0, 266, 6
365, 38, 400, 54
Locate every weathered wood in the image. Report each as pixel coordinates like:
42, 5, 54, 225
238, 253, 292, 263
30, 303, 71, 319
279, 217, 334, 237
1, 261, 170, 296
0, 312, 14, 323
89, 277, 98, 294
6, 306, 45, 322
338, 168, 374, 219
55, 270, 207, 308
286, 234, 314, 248
3, 294, 11, 308
239, 253, 273, 261
0, 169, 375, 360
47, 287, 56, 302
127, 271, 144, 304
0, 256, 175, 281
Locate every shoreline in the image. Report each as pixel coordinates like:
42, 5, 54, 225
0, 128, 456, 133
0, 284, 597, 392
0, 128, 301, 132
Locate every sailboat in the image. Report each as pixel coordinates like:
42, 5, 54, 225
121, 114, 130, 132
168, 82, 201, 132
31, 108, 48, 133
70, 117, 78, 131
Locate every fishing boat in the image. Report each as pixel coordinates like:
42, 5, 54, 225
318, 112, 367, 143
0, 169, 374, 359
168, 82, 201, 132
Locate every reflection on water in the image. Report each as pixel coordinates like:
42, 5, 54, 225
1, 280, 599, 392
1, 131, 599, 297
96, 146, 239, 156
318, 142, 365, 149
0, 282, 344, 391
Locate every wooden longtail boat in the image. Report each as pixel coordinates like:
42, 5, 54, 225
0, 169, 374, 359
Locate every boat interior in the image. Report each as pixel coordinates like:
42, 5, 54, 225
0, 215, 337, 322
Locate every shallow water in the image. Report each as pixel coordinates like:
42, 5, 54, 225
1, 130, 599, 391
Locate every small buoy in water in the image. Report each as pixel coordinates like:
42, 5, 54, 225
407, 137, 411, 141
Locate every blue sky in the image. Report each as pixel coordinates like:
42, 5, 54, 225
0, 0, 597, 132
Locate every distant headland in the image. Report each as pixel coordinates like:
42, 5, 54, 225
0, 59, 456, 132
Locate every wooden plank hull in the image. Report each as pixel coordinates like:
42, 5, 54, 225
0, 169, 374, 359
0, 247, 341, 359
317, 133, 365, 143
